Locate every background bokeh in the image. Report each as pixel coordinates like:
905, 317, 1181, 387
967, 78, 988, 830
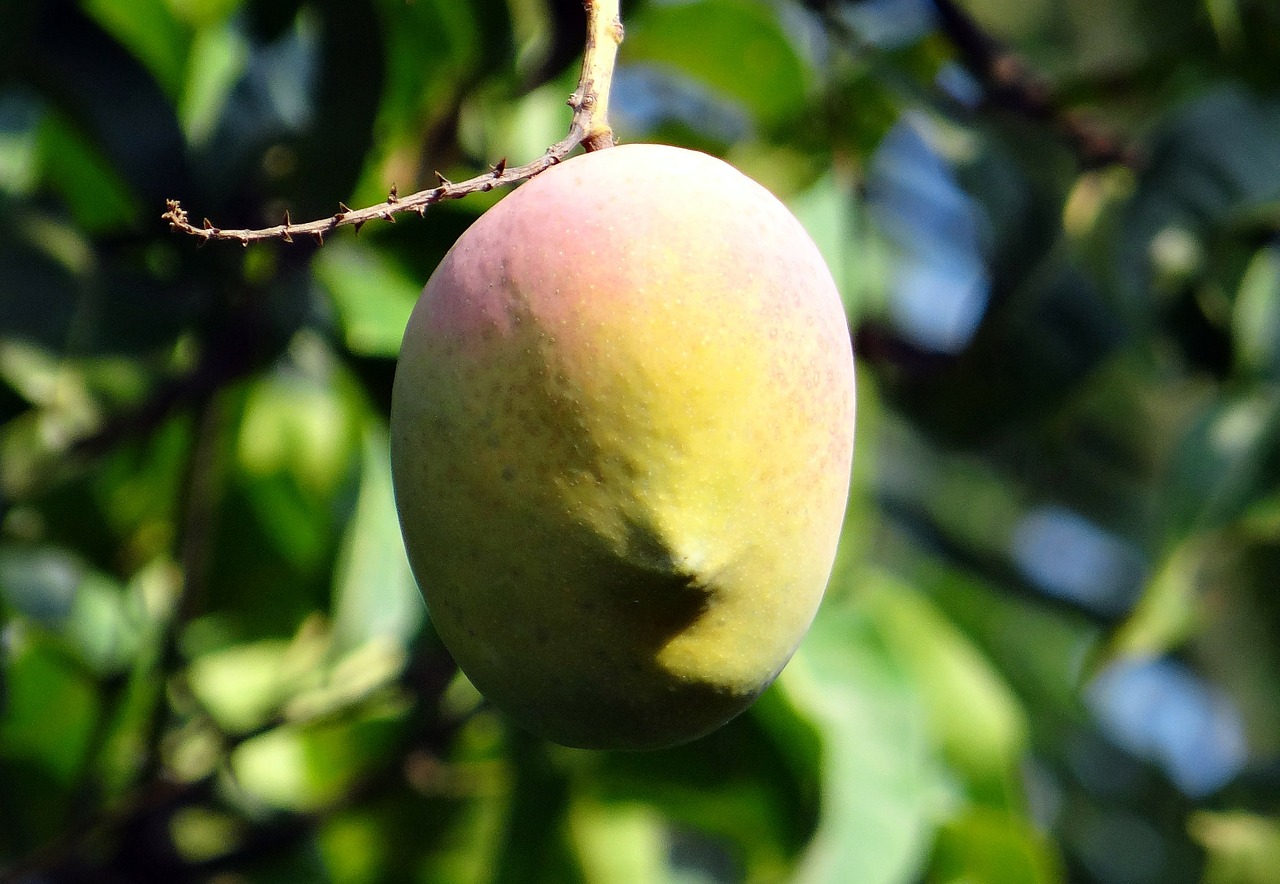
2, 0, 1280, 881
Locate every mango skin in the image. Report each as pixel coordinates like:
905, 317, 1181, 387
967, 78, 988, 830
390, 144, 855, 750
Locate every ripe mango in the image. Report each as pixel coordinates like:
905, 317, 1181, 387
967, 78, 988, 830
390, 143, 855, 749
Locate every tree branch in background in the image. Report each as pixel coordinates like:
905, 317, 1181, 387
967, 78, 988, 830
928, 0, 1141, 169
162, 0, 623, 246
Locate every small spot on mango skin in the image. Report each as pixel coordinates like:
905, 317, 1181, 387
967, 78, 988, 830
390, 143, 855, 750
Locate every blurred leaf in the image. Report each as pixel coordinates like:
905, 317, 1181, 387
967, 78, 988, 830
0, 87, 43, 197
1192, 811, 1280, 884
329, 422, 422, 655
0, 546, 138, 675
1232, 245, 1280, 378
782, 585, 945, 884
188, 638, 296, 733
1118, 87, 1280, 314
568, 801, 666, 884
491, 732, 584, 884
1099, 537, 1207, 668
0, 626, 99, 783
278, 2, 385, 222
229, 696, 407, 812
1163, 392, 1280, 541
624, 0, 809, 131
912, 555, 1101, 718
929, 806, 1063, 884
349, 0, 505, 204
81, 0, 191, 98
168, 0, 247, 30
33, 1, 189, 203
178, 18, 250, 146
62, 569, 139, 674
169, 805, 244, 864
232, 347, 362, 574
0, 627, 101, 856
575, 710, 815, 883
0, 544, 82, 625
317, 734, 510, 884
788, 171, 892, 323
863, 576, 1030, 809
314, 241, 420, 359
38, 108, 142, 232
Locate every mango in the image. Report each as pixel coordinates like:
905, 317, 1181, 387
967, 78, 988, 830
390, 143, 855, 750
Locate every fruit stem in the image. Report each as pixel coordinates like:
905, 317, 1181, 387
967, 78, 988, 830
573, 0, 623, 152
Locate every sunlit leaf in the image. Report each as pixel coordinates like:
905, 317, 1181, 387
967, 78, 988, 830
329, 422, 423, 655
0, 88, 43, 197
782, 588, 946, 884
862, 576, 1030, 810
1232, 245, 1280, 378
313, 241, 420, 359
1192, 811, 1280, 884
230, 698, 408, 812
929, 807, 1063, 884
187, 638, 295, 733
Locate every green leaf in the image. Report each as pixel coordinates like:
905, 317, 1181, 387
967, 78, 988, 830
230, 698, 407, 812
178, 19, 250, 146
568, 801, 668, 884
929, 807, 1063, 884
0, 626, 99, 783
329, 423, 423, 656
624, 0, 810, 131
862, 576, 1030, 810
1099, 537, 1206, 668
81, 0, 192, 99
1163, 392, 1280, 541
781, 590, 946, 884
1192, 811, 1280, 884
187, 639, 296, 733
38, 109, 142, 232
233, 350, 363, 571
1232, 245, 1280, 378
0, 88, 43, 197
314, 241, 421, 359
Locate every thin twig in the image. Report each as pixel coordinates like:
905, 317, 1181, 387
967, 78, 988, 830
162, 0, 623, 246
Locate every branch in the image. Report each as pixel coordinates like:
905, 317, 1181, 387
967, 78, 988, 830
162, 0, 624, 246
928, 0, 1140, 169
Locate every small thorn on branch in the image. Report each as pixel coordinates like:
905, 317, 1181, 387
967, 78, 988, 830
435, 171, 452, 188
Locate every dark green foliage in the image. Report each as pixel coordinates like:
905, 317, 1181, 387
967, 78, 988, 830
2, 0, 1280, 881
